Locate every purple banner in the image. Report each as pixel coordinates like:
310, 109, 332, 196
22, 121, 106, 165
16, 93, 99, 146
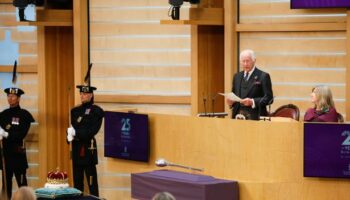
104, 111, 149, 162
304, 123, 350, 178
291, 0, 350, 8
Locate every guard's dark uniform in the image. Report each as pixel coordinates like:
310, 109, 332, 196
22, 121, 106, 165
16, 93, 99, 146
0, 105, 34, 199
70, 101, 104, 196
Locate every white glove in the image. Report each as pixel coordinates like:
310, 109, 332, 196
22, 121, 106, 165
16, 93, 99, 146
67, 133, 74, 142
67, 126, 76, 136
67, 126, 75, 142
0, 127, 8, 138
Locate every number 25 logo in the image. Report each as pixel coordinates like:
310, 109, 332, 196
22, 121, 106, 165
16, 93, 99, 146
121, 118, 131, 132
342, 131, 350, 145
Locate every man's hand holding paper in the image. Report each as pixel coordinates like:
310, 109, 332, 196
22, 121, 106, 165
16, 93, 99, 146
219, 92, 243, 106
219, 92, 242, 101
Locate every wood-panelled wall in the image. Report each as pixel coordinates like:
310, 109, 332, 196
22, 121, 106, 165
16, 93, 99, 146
89, 0, 191, 115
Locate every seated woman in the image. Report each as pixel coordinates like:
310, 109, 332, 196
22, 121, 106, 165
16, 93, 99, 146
304, 85, 338, 122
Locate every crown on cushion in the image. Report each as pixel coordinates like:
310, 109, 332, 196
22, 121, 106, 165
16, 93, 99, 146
47, 168, 68, 184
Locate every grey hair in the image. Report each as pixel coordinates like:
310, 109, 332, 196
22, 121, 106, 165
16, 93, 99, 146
152, 192, 176, 200
240, 49, 256, 61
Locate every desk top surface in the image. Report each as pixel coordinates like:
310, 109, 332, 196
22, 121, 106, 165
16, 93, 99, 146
133, 170, 236, 184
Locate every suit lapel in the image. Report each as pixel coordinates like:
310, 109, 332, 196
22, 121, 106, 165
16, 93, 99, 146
237, 72, 244, 96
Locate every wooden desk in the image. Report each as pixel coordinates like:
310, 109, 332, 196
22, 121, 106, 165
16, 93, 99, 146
101, 114, 350, 200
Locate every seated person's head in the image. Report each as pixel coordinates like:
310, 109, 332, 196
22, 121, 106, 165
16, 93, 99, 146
12, 186, 36, 200
152, 192, 176, 200
311, 85, 334, 111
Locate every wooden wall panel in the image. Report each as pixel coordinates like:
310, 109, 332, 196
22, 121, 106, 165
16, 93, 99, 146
91, 24, 190, 35
274, 85, 345, 99
101, 104, 191, 116
91, 0, 183, 7
19, 43, 38, 54
93, 65, 190, 78
94, 79, 190, 94
0, 29, 4, 40
90, 9, 189, 21
90, 0, 191, 114
11, 31, 37, 41
91, 37, 190, 49
0, 13, 16, 23
239, 1, 346, 24
18, 56, 37, 65
0, 3, 16, 24
0, 4, 14, 12
91, 51, 190, 64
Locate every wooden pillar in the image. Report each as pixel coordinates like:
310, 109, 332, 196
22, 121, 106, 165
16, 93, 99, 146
73, 0, 89, 104
191, 0, 225, 115
224, 0, 238, 116
38, 26, 74, 185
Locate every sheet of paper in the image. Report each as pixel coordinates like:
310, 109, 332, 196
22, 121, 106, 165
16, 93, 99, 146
219, 92, 242, 102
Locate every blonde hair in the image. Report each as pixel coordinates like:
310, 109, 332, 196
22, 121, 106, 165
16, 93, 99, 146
12, 186, 36, 200
152, 192, 176, 200
312, 85, 335, 111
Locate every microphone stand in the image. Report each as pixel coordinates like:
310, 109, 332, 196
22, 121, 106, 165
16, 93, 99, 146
268, 96, 274, 121
258, 98, 263, 121
259, 96, 274, 121
211, 93, 218, 118
203, 97, 207, 116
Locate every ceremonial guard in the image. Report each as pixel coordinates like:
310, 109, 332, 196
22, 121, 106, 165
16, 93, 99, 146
67, 64, 104, 197
0, 61, 34, 199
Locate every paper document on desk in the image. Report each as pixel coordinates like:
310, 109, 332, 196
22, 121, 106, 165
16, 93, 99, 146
219, 92, 242, 102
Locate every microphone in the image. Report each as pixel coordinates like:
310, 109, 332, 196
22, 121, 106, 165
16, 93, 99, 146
268, 96, 275, 121
203, 96, 207, 116
211, 93, 218, 117
155, 158, 204, 172
259, 96, 274, 121
258, 98, 264, 120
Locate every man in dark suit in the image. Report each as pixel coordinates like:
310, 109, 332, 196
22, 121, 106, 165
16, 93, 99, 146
67, 84, 104, 197
0, 87, 34, 199
227, 49, 273, 120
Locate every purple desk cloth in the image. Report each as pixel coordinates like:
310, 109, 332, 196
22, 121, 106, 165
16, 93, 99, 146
131, 170, 239, 200
38, 196, 100, 200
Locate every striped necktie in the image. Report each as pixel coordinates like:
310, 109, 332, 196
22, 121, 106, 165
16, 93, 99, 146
244, 73, 249, 81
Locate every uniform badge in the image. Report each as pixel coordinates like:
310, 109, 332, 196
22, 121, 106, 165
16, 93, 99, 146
5, 124, 11, 130
85, 108, 91, 115
11, 117, 20, 125
77, 116, 82, 123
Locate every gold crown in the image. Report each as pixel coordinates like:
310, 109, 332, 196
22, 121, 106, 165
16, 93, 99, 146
47, 168, 68, 184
